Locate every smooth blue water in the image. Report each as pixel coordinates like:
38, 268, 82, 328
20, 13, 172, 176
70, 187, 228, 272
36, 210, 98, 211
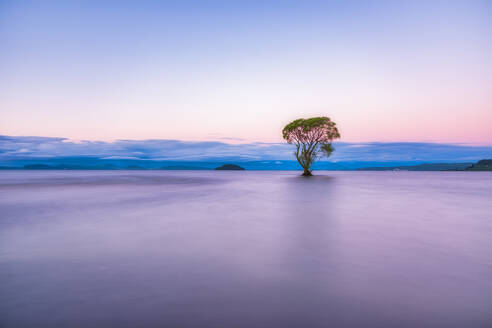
1, 171, 491, 328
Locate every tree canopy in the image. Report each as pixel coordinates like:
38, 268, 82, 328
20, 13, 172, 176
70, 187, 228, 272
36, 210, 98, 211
282, 117, 340, 176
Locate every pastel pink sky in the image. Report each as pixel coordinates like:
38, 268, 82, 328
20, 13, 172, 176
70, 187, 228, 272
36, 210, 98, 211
1, 1, 491, 144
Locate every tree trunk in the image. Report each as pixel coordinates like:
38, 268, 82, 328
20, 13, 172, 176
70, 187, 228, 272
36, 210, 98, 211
302, 168, 313, 176
296, 150, 313, 176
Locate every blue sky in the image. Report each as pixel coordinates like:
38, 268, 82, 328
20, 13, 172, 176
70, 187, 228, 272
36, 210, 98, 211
1, 0, 491, 144
1, 135, 491, 163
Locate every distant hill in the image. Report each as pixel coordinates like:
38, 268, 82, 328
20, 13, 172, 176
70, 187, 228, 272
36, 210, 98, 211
23, 164, 118, 170
0, 166, 16, 170
214, 164, 245, 170
23, 164, 56, 170
357, 162, 473, 171
357, 160, 492, 171
465, 159, 492, 171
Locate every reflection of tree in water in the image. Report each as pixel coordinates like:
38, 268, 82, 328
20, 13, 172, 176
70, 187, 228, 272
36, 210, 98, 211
281, 175, 338, 270
272, 175, 354, 325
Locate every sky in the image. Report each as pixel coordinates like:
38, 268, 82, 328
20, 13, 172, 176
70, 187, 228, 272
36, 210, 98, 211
1, 0, 491, 146
2, 136, 492, 164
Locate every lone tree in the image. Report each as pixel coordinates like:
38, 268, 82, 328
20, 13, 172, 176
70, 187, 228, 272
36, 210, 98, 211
282, 117, 340, 176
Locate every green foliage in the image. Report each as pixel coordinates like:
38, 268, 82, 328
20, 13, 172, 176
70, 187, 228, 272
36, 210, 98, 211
282, 117, 340, 176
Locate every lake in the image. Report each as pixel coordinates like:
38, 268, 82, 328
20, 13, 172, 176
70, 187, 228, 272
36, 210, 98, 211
1, 171, 491, 327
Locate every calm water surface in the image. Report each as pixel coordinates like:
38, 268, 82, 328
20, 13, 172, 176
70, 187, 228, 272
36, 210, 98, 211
1, 171, 491, 328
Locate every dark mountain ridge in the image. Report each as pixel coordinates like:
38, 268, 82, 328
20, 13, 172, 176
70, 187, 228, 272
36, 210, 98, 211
465, 159, 492, 171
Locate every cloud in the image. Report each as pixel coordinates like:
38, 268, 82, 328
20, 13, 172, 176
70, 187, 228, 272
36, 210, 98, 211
0, 135, 491, 163
329, 142, 492, 162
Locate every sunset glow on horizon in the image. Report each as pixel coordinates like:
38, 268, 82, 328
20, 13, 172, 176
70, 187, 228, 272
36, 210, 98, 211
1, 1, 491, 144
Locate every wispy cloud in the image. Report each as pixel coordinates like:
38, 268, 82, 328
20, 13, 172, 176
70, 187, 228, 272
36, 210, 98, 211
0, 135, 491, 163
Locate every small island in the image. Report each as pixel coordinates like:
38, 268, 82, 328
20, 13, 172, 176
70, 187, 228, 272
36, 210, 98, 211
214, 164, 245, 170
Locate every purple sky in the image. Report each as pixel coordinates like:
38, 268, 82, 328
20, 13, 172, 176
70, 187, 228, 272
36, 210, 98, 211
1, 1, 491, 144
